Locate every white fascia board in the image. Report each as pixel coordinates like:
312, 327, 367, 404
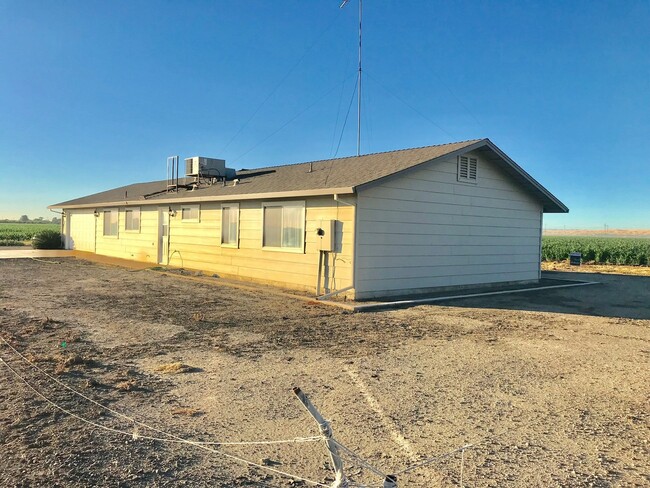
483, 140, 569, 213
48, 187, 356, 210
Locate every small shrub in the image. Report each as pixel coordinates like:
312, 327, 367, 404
32, 230, 63, 249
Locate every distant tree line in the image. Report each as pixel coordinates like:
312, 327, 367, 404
1, 215, 61, 225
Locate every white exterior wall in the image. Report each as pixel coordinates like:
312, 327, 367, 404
64, 209, 96, 251
354, 150, 543, 299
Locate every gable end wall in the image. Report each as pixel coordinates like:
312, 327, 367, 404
354, 150, 543, 299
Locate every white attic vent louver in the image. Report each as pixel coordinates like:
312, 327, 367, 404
458, 155, 478, 183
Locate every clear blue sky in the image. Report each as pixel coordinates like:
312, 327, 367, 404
1, 0, 648, 228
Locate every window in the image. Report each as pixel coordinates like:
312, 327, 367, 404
181, 205, 200, 222
103, 209, 118, 236
458, 155, 478, 183
262, 201, 305, 251
125, 208, 141, 232
221, 204, 239, 247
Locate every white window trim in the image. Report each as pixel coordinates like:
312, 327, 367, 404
261, 200, 306, 253
124, 207, 141, 233
220, 203, 240, 248
457, 155, 478, 184
180, 204, 200, 223
103, 208, 119, 238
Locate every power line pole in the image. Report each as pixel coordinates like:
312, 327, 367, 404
357, 0, 362, 157
341, 0, 363, 156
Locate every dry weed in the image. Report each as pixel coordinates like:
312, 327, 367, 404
190, 311, 205, 322
114, 380, 137, 391
170, 407, 204, 417
51, 353, 98, 374
25, 353, 57, 363
154, 362, 195, 374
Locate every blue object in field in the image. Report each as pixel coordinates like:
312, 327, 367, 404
569, 252, 582, 266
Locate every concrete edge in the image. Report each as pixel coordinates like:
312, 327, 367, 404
321, 280, 601, 313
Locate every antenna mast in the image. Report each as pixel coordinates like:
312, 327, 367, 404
341, 0, 362, 156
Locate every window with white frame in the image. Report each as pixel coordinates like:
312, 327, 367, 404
103, 209, 118, 236
124, 207, 141, 232
181, 204, 200, 222
262, 201, 305, 251
221, 204, 239, 247
457, 155, 478, 183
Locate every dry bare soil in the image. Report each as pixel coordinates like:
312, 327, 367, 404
541, 261, 650, 277
1, 258, 648, 487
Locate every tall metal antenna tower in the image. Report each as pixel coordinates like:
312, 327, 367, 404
340, 0, 362, 157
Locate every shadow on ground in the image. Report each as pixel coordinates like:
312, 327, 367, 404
433, 271, 650, 320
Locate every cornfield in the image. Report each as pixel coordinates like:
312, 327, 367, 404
0, 223, 59, 242
542, 236, 650, 266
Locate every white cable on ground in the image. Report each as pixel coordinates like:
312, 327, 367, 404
394, 444, 473, 476
0, 336, 320, 446
329, 438, 388, 479
0, 355, 329, 487
30, 257, 61, 264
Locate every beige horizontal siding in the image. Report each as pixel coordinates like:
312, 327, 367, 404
356, 270, 538, 298
69, 197, 355, 295
357, 252, 540, 269
358, 243, 541, 257
355, 149, 542, 297
93, 206, 159, 263
357, 194, 541, 218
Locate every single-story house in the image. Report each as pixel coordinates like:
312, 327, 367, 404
49, 138, 567, 300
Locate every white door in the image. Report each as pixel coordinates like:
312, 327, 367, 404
67, 210, 96, 251
158, 208, 169, 264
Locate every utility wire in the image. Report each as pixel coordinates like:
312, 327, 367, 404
220, 11, 343, 154
364, 71, 456, 139
333, 78, 358, 158
329, 49, 356, 158
430, 69, 484, 131
233, 74, 355, 164
0, 354, 329, 487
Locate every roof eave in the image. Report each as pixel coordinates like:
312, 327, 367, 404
48, 186, 356, 210
483, 139, 569, 213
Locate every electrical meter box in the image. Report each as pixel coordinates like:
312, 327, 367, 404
318, 219, 336, 252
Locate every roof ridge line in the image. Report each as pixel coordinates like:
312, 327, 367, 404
238, 138, 486, 173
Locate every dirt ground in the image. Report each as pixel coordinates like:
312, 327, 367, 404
542, 261, 650, 277
1, 258, 648, 487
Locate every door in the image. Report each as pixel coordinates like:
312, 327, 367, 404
68, 210, 96, 251
158, 208, 169, 265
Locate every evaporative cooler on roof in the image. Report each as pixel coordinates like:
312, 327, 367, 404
184, 157, 226, 178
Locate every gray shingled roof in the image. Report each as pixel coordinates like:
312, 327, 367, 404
50, 139, 568, 213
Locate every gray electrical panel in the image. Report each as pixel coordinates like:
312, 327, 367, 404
318, 219, 336, 252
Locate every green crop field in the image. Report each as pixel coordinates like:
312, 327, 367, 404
542, 236, 650, 266
0, 223, 60, 242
